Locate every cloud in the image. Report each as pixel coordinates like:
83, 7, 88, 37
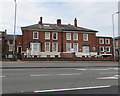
0, 1, 119, 37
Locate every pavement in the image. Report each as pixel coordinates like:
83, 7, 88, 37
0, 61, 119, 69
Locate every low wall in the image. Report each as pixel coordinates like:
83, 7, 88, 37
22, 57, 120, 61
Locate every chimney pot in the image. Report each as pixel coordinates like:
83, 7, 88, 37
39, 17, 42, 24
57, 19, 61, 26
74, 18, 77, 27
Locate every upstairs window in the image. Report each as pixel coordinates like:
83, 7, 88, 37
33, 32, 38, 39
105, 39, 110, 44
66, 33, 71, 40
73, 33, 78, 40
99, 38, 104, 44
52, 32, 58, 40
45, 32, 50, 40
83, 34, 88, 41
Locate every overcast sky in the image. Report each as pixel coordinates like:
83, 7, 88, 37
0, 0, 119, 37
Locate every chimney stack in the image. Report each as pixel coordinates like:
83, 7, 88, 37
57, 19, 61, 26
39, 17, 42, 24
74, 18, 77, 27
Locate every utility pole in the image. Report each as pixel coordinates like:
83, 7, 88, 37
13, 0, 17, 60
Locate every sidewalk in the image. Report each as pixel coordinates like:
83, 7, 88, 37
0, 61, 119, 69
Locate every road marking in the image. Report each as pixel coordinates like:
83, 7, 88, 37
108, 68, 119, 70
30, 74, 51, 77
99, 72, 118, 74
0, 76, 6, 78
76, 69, 87, 71
76, 68, 110, 71
30, 73, 81, 77
34, 85, 111, 93
97, 75, 119, 80
58, 73, 81, 76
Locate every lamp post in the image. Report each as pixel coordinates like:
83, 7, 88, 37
13, 0, 17, 60
112, 11, 119, 61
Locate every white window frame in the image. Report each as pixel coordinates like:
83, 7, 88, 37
99, 46, 104, 52
30, 43, 40, 52
9, 45, 13, 51
45, 32, 50, 40
73, 43, 78, 52
105, 39, 110, 44
52, 32, 58, 40
106, 46, 110, 52
45, 42, 50, 52
66, 43, 71, 52
66, 33, 71, 40
52, 42, 58, 52
33, 32, 39, 39
7, 40, 10, 44
73, 33, 78, 40
82, 46, 89, 53
83, 34, 88, 41
99, 38, 104, 44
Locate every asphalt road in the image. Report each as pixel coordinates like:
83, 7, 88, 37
1, 61, 119, 68
2, 67, 119, 94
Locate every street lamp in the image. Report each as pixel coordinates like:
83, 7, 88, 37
112, 11, 119, 61
13, 0, 17, 60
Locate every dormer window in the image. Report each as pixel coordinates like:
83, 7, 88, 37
33, 32, 38, 39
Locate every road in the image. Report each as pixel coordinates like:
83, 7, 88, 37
2, 67, 119, 94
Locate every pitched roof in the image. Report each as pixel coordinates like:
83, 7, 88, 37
5, 35, 17, 40
21, 23, 98, 33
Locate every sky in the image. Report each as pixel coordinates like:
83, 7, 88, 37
0, 0, 119, 37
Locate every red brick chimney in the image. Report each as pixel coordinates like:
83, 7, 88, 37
38, 17, 42, 24
57, 19, 61, 26
74, 18, 77, 27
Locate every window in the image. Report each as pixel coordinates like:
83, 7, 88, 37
45, 32, 50, 40
100, 46, 104, 52
9, 45, 13, 51
52, 42, 58, 52
73, 33, 78, 40
73, 43, 78, 52
0, 38, 1, 41
99, 38, 104, 44
82, 46, 89, 53
66, 43, 71, 52
115, 40, 118, 47
106, 46, 110, 52
33, 32, 38, 39
66, 33, 71, 40
83, 34, 88, 41
105, 39, 110, 44
45, 42, 50, 52
30, 43, 40, 52
52, 32, 58, 40
7, 40, 10, 44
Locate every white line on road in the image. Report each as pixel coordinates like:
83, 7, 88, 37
0, 76, 6, 78
97, 75, 119, 80
76, 68, 110, 71
58, 73, 81, 76
34, 85, 111, 93
30, 74, 51, 77
99, 72, 118, 74
30, 73, 81, 77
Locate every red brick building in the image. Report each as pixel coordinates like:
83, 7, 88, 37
115, 36, 120, 57
20, 17, 113, 58
1, 17, 114, 59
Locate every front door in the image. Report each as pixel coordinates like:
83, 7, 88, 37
17, 46, 22, 60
